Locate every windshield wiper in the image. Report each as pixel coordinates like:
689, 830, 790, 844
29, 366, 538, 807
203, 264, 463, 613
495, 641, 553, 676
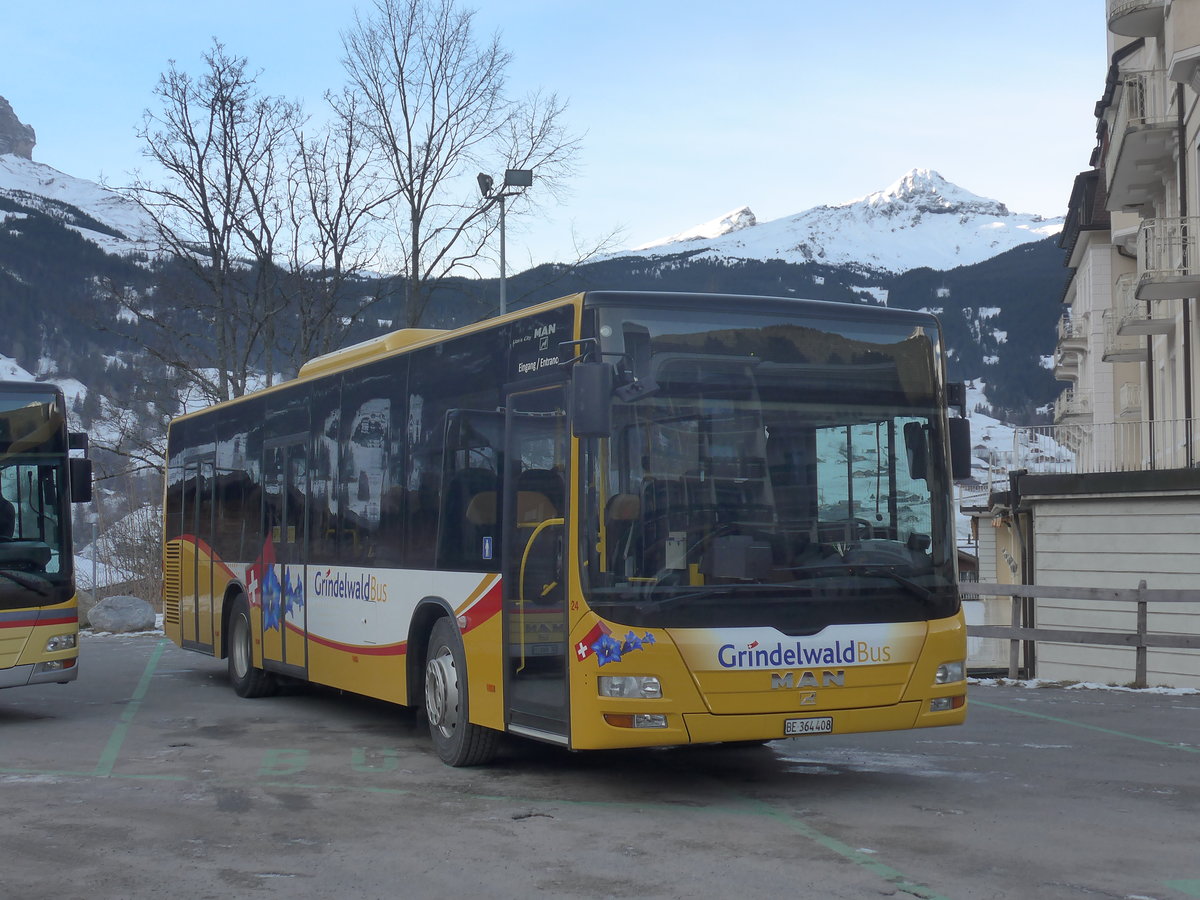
0, 568, 53, 595
785, 564, 935, 603
632, 582, 822, 614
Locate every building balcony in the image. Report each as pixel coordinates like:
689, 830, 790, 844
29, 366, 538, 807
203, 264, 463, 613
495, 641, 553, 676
1105, 71, 1176, 212
1056, 312, 1088, 350
1107, 0, 1166, 37
1102, 308, 1148, 362
1115, 272, 1175, 334
1136, 216, 1200, 299
1053, 388, 1092, 424
1054, 347, 1080, 383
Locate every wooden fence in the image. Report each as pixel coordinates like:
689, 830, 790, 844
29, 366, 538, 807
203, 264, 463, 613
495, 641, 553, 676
966, 581, 1200, 687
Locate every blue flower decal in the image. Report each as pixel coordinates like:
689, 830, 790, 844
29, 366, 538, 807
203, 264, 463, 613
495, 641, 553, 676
262, 565, 283, 632
622, 631, 643, 653
592, 633, 624, 666
641, 632, 656, 646
284, 568, 305, 618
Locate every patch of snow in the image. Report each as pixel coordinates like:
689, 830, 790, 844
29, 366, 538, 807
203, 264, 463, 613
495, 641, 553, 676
969, 677, 1199, 696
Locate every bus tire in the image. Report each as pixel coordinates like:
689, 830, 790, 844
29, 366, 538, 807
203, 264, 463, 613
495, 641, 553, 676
424, 616, 499, 767
228, 594, 276, 699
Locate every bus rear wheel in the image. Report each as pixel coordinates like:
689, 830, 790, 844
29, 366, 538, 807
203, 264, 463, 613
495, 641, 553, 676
424, 616, 498, 767
228, 594, 276, 698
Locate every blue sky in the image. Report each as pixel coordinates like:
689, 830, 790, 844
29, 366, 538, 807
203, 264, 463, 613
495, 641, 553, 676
3, 0, 1105, 268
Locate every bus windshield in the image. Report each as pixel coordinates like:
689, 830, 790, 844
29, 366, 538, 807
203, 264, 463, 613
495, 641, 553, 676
0, 391, 70, 609
580, 304, 958, 633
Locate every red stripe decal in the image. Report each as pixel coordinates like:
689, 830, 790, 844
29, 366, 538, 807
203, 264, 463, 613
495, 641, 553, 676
458, 578, 503, 634
0, 614, 78, 629
305, 630, 407, 657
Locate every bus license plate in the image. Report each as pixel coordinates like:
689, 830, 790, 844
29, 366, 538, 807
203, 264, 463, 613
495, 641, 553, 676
784, 716, 833, 736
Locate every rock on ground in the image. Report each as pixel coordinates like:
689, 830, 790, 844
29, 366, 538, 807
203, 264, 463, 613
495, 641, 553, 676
87, 595, 156, 633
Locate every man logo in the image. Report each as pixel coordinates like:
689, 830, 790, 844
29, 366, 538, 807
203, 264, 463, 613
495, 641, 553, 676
770, 670, 846, 689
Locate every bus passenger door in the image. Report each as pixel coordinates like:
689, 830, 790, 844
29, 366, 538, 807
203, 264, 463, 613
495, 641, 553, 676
261, 438, 309, 677
181, 456, 216, 653
502, 386, 570, 743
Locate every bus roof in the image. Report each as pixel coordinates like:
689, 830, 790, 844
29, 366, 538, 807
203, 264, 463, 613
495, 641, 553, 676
169, 290, 943, 424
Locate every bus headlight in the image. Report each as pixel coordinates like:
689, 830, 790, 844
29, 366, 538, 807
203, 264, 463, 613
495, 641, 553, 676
935, 661, 965, 684
598, 675, 662, 699
45, 634, 77, 652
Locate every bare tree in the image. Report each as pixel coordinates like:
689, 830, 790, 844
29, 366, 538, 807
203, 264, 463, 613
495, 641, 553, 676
127, 41, 302, 401
341, 0, 583, 326
124, 41, 395, 401
281, 87, 395, 362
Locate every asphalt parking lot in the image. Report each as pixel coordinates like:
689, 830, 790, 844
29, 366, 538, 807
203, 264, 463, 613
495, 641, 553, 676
3, 631, 1199, 900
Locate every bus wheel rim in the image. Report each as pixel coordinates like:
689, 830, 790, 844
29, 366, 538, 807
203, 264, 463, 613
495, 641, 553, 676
232, 615, 250, 678
425, 647, 459, 738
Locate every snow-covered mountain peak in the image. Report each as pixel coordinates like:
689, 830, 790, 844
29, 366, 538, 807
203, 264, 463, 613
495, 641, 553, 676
634, 205, 756, 251
849, 167, 1009, 217
615, 169, 1062, 273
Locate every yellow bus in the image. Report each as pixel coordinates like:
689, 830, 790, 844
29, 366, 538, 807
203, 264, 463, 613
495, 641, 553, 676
1, 381, 92, 690
162, 291, 971, 765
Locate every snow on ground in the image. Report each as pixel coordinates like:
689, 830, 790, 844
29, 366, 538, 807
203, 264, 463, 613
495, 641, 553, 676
82, 614, 164, 637
969, 677, 1199, 696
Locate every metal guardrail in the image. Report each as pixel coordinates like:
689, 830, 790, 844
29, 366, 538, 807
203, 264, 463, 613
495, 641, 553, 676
966, 581, 1200, 687
1012, 418, 1199, 474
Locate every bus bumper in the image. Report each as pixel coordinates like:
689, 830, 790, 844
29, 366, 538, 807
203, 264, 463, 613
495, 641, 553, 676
683, 698, 966, 744
0, 658, 79, 689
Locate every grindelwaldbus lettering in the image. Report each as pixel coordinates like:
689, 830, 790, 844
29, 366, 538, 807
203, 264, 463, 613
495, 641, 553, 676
716, 639, 893, 669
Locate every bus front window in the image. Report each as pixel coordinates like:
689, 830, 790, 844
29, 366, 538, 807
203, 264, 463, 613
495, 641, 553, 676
1, 394, 69, 606
581, 308, 958, 633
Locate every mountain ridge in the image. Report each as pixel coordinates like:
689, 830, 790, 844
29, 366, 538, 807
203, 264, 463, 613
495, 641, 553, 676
0, 152, 1065, 437
626, 167, 1062, 274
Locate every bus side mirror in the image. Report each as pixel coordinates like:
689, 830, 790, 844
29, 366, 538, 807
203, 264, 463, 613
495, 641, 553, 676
949, 417, 972, 482
70, 457, 93, 504
571, 362, 614, 438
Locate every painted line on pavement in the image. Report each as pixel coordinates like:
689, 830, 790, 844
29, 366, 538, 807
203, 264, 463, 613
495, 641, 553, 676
972, 699, 1199, 754
745, 798, 950, 900
93, 638, 168, 777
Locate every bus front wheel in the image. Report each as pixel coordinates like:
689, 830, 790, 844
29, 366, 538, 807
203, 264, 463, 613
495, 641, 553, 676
228, 594, 276, 698
424, 617, 499, 766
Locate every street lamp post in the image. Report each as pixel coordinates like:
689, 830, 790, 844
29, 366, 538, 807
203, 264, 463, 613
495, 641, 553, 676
477, 168, 533, 316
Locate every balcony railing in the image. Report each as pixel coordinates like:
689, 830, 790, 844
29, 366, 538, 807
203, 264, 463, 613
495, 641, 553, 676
1053, 388, 1092, 424
1107, 0, 1166, 37
1101, 308, 1148, 363
1013, 418, 1198, 474
1115, 272, 1175, 334
1106, 71, 1176, 211
1137, 216, 1200, 300
1056, 312, 1087, 348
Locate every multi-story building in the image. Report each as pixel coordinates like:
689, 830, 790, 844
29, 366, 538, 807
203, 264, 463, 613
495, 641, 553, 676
1053, 0, 1198, 472
969, 1, 1200, 688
